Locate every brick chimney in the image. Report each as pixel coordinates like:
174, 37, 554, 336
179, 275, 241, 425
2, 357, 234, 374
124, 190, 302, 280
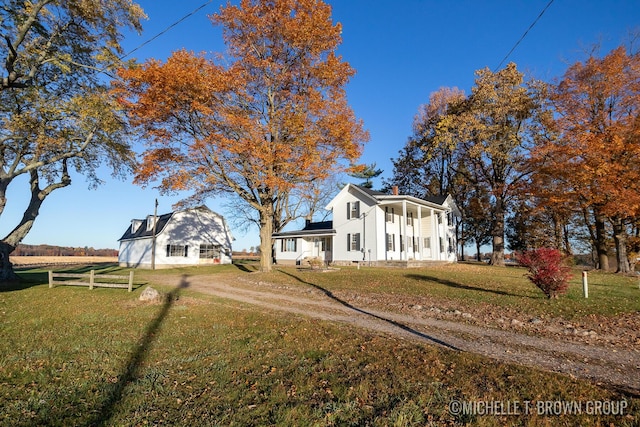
392, 186, 399, 195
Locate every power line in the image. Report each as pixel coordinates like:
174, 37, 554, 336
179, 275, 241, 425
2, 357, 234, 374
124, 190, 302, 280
120, 0, 215, 61
495, 0, 555, 71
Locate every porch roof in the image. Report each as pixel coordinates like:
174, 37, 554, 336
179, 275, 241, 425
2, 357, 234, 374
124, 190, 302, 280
273, 221, 335, 239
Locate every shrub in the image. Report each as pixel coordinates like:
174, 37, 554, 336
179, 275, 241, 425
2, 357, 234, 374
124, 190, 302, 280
304, 256, 324, 269
516, 248, 573, 299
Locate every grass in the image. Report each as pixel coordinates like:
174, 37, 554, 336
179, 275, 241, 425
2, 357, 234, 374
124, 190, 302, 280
244, 263, 640, 320
0, 262, 638, 426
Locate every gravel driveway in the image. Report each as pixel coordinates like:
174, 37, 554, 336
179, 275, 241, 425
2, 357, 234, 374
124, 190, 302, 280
159, 272, 640, 395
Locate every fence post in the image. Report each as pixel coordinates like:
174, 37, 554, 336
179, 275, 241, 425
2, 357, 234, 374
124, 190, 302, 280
128, 271, 134, 292
89, 270, 94, 290
48, 271, 53, 288
582, 271, 588, 298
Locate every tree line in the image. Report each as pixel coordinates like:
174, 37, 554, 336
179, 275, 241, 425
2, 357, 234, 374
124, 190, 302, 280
13, 244, 118, 257
383, 46, 640, 273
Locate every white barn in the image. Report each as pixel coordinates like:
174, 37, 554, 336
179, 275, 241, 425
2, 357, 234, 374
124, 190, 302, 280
273, 184, 459, 266
118, 206, 233, 268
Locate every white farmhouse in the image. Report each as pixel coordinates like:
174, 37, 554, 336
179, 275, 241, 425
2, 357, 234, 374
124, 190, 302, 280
118, 206, 233, 268
273, 184, 459, 266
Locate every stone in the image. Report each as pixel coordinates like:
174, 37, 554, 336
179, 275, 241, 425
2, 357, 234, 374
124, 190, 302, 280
139, 287, 161, 302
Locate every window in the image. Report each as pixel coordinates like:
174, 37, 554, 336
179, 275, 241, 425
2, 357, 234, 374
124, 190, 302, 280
424, 237, 431, 249
440, 237, 445, 253
408, 236, 413, 251
347, 201, 360, 219
166, 244, 188, 257
199, 244, 220, 259
400, 235, 404, 252
385, 207, 395, 223
347, 233, 360, 251
438, 213, 443, 224
281, 238, 297, 252
146, 215, 156, 232
386, 233, 395, 251
407, 212, 413, 226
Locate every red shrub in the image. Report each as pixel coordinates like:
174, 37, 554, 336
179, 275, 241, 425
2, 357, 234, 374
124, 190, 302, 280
516, 248, 573, 299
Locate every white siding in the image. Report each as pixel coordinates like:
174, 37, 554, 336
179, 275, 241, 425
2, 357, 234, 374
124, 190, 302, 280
118, 207, 233, 268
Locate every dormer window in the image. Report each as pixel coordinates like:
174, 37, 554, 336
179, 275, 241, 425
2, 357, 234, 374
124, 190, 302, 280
131, 219, 143, 233
146, 215, 157, 232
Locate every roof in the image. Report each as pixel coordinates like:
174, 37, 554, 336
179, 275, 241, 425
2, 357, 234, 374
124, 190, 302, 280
348, 184, 456, 213
273, 220, 335, 238
118, 212, 174, 241
353, 185, 386, 197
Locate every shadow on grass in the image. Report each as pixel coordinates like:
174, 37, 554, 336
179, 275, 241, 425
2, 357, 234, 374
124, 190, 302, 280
86, 274, 191, 427
406, 273, 527, 298
233, 262, 258, 273
280, 270, 460, 351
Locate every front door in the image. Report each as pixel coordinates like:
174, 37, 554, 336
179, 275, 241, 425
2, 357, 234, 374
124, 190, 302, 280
316, 237, 332, 263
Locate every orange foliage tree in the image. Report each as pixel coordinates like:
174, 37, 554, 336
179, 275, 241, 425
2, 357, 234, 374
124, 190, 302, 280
531, 47, 640, 272
115, 0, 367, 271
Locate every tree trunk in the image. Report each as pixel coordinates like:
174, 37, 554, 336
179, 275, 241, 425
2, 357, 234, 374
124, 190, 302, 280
612, 217, 630, 273
594, 209, 609, 271
0, 241, 18, 282
563, 223, 573, 256
0, 168, 70, 282
258, 205, 274, 272
489, 198, 505, 266
476, 241, 482, 262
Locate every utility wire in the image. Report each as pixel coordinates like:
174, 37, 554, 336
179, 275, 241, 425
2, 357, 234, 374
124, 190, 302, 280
95, 0, 214, 77
119, 0, 215, 62
495, 0, 555, 71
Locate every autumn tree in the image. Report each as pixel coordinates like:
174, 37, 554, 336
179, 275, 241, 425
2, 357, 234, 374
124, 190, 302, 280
436, 64, 542, 266
115, 0, 367, 272
0, 0, 145, 280
532, 46, 640, 272
385, 87, 475, 257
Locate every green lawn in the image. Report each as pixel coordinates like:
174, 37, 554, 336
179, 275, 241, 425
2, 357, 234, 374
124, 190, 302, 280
242, 263, 640, 320
0, 263, 638, 426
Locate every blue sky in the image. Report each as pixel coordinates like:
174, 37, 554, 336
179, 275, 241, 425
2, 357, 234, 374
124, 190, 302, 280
2, 0, 639, 252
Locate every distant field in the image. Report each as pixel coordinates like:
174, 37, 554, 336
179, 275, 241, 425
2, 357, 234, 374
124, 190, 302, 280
10, 255, 118, 266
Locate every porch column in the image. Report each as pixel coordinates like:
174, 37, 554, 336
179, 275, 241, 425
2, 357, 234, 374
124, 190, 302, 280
401, 200, 407, 261
417, 205, 422, 260
431, 209, 438, 261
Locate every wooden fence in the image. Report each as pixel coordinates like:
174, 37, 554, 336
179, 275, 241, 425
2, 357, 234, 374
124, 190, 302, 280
48, 270, 135, 292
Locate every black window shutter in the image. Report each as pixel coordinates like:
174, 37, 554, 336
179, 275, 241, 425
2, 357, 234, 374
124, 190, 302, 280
347, 233, 351, 251
355, 233, 361, 251
347, 202, 351, 220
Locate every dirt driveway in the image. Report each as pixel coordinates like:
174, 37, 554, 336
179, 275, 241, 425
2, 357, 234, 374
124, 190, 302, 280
161, 272, 640, 395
